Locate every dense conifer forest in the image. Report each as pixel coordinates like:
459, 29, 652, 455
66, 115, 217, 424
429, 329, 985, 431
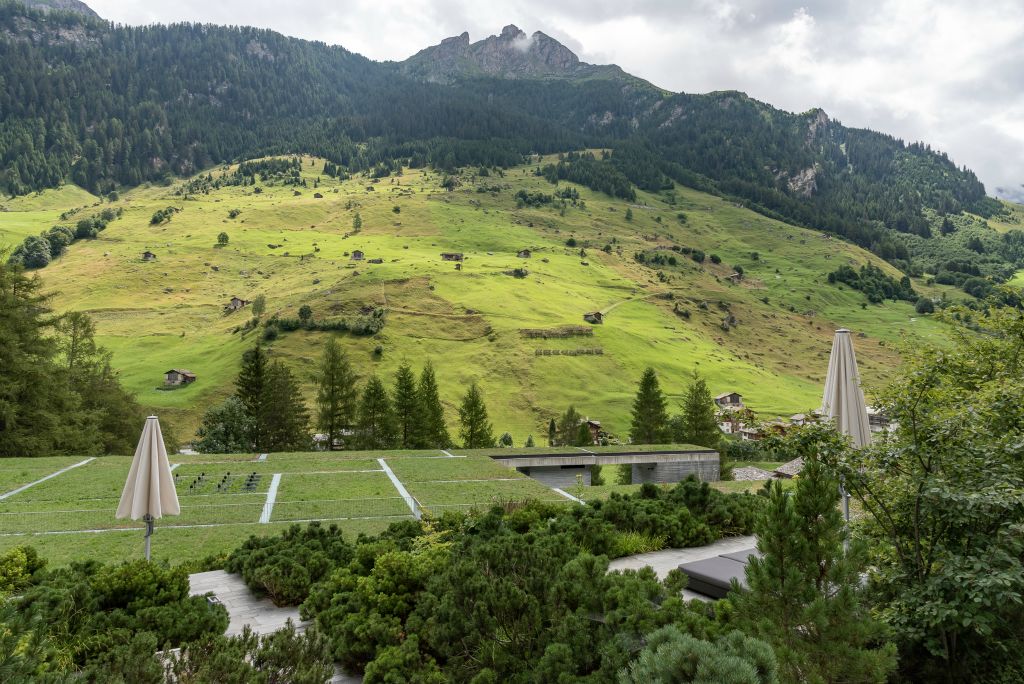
0, 0, 1011, 275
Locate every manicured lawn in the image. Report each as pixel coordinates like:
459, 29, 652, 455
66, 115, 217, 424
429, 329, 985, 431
407, 478, 564, 509
0, 456, 87, 494
386, 454, 520, 481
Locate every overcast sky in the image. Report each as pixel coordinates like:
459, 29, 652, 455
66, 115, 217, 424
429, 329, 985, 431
89, 0, 1024, 203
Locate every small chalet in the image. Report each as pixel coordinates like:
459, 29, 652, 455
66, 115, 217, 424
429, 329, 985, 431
517, 249, 532, 259
142, 251, 157, 261
440, 252, 464, 262
738, 426, 763, 441
581, 419, 603, 444
351, 250, 365, 261
867, 406, 891, 433
583, 311, 604, 325
164, 369, 196, 386
714, 392, 744, 409
225, 296, 250, 312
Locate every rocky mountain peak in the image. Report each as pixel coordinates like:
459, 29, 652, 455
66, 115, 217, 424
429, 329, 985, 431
500, 24, 526, 40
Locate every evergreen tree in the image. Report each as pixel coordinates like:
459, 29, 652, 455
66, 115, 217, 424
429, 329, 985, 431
524, 434, 535, 448
576, 421, 593, 447
195, 396, 253, 454
557, 406, 582, 446
235, 345, 268, 450
674, 370, 721, 448
734, 453, 896, 683
548, 418, 557, 446
251, 294, 266, 318
629, 368, 670, 444
414, 362, 451, 449
261, 361, 310, 452
392, 362, 420, 449
458, 383, 494, 449
315, 339, 358, 450
354, 377, 397, 450
352, 213, 362, 232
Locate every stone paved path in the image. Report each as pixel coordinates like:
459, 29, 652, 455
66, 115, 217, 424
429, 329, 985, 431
607, 535, 757, 601
189, 570, 362, 682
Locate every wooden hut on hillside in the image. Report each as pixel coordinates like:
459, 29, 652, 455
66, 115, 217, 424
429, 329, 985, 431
164, 369, 196, 386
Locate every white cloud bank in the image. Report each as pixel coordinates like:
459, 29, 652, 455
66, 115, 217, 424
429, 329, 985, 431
89, 0, 1024, 201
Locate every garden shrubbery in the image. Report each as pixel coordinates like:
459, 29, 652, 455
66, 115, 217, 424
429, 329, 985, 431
226, 522, 354, 605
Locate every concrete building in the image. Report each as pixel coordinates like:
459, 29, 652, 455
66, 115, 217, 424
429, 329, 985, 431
490, 446, 720, 488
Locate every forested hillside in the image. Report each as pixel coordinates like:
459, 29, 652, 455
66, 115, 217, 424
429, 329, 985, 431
0, 0, 1016, 283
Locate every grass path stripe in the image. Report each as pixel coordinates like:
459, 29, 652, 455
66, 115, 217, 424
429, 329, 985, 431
440, 450, 464, 458
378, 458, 420, 519
552, 488, 585, 504
170, 464, 181, 472
0, 458, 96, 501
258, 473, 282, 523
257, 453, 268, 462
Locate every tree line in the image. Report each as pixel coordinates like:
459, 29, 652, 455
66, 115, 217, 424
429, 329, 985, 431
196, 340, 497, 453
0, 258, 148, 456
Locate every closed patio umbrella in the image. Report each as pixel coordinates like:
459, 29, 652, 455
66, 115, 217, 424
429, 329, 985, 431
821, 329, 871, 527
821, 329, 871, 448
116, 416, 180, 560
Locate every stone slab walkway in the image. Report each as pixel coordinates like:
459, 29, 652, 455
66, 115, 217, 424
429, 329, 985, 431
189, 570, 362, 683
607, 535, 757, 601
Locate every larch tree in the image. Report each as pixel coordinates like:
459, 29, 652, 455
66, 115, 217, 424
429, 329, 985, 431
354, 376, 397, 450
458, 383, 494, 449
315, 339, 358, 450
629, 367, 670, 444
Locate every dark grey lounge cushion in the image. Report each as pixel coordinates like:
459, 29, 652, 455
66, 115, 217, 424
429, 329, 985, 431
720, 548, 761, 564
678, 556, 749, 598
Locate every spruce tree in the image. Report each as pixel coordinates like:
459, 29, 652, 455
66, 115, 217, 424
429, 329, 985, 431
734, 456, 896, 682
354, 376, 397, 450
392, 362, 420, 449
677, 370, 721, 448
458, 383, 494, 449
524, 434, 535, 448
414, 362, 451, 449
235, 345, 268, 450
261, 361, 310, 452
629, 367, 670, 444
315, 339, 358, 450
548, 418, 557, 446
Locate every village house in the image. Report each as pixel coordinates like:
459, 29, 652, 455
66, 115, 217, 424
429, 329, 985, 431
350, 250, 364, 260
225, 296, 250, 312
714, 392, 744, 409
164, 369, 196, 386
517, 249, 532, 258
141, 251, 156, 261
738, 426, 763, 441
440, 252, 464, 262
583, 311, 603, 324
867, 406, 892, 433
789, 413, 809, 426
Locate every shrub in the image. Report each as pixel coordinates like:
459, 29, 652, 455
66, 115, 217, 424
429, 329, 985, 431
226, 523, 354, 606
915, 298, 935, 314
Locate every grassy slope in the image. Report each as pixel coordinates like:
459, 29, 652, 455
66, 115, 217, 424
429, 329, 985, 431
0, 157, 963, 443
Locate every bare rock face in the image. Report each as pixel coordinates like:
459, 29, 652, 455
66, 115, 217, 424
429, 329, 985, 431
400, 24, 611, 84
20, 0, 99, 19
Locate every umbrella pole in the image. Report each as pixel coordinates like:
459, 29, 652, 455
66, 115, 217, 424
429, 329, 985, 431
144, 514, 154, 561
839, 478, 850, 553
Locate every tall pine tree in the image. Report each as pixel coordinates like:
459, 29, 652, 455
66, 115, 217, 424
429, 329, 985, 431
354, 376, 397, 450
458, 383, 494, 449
414, 362, 451, 449
315, 339, 357, 450
674, 370, 721, 448
392, 362, 420, 449
261, 361, 310, 452
734, 454, 896, 682
235, 345, 268, 451
557, 406, 582, 447
629, 367, 670, 444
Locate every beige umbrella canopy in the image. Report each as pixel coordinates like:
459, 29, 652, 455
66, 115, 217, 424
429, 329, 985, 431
821, 329, 871, 448
116, 416, 180, 560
